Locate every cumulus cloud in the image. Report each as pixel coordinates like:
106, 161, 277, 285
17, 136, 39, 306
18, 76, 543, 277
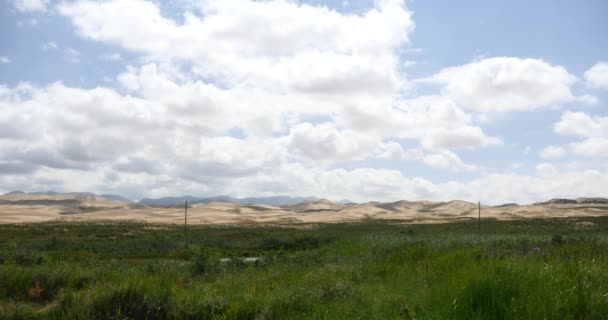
286, 122, 379, 163
584, 62, 608, 89
58, 0, 412, 94
554, 111, 608, 138
569, 138, 608, 158
335, 95, 501, 149
198, 165, 608, 204
0, 80, 297, 194
430, 57, 577, 112
539, 146, 565, 159
12, 0, 48, 12
101, 53, 121, 61
285, 122, 433, 164
0, 56, 10, 64
555, 111, 608, 157
423, 150, 476, 172
536, 163, 557, 176
0, 83, 162, 169
3, 0, 605, 204
378, 142, 412, 161
42, 41, 58, 51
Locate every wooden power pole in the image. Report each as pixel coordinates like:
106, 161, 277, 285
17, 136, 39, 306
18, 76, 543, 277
184, 200, 188, 246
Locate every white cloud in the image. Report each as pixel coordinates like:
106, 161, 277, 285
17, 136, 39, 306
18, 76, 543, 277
115, 63, 292, 136
335, 95, 501, 150
12, 0, 48, 12
570, 138, 608, 158
536, 163, 557, 176
378, 142, 410, 161
58, 0, 413, 94
42, 41, 58, 51
215, 165, 608, 204
178, 136, 287, 181
441, 170, 608, 205
511, 162, 523, 169
0, 56, 10, 64
576, 94, 599, 105
3, 158, 608, 204
554, 111, 608, 138
64, 47, 80, 64
3, 0, 606, 205
101, 53, 122, 61
423, 150, 476, 172
287, 122, 379, 163
285, 122, 424, 163
555, 111, 608, 157
430, 57, 577, 112
584, 62, 608, 89
1, 80, 607, 205
0, 78, 488, 201
56, 0, 504, 156
0, 81, 289, 181
539, 146, 565, 159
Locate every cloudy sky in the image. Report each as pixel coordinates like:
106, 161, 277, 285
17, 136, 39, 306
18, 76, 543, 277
1, 0, 607, 204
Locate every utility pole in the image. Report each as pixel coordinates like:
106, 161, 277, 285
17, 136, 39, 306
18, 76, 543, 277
478, 201, 481, 233
184, 200, 188, 246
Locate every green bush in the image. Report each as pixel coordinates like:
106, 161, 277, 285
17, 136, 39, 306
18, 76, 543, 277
191, 246, 215, 276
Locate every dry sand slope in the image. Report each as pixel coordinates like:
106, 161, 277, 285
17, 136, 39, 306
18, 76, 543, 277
1, 192, 608, 225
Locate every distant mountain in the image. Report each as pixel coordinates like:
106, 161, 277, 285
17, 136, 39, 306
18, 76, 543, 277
5, 191, 25, 195
576, 197, 608, 204
534, 198, 608, 205
101, 194, 134, 203
30, 191, 95, 196
338, 199, 356, 205
2, 191, 133, 203
3, 191, 317, 207
138, 196, 203, 207
137, 195, 318, 207
237, 196, 318, 206
494, 203, 519, 208
534, 198, 577, 205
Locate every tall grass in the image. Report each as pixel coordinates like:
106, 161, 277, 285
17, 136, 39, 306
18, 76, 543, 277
1, 217, 608, 319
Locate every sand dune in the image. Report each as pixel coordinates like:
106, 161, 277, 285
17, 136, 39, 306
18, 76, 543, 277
1, 192, 607, 225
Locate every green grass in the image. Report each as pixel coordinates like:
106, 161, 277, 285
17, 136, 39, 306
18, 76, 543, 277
1, 217, 608, 319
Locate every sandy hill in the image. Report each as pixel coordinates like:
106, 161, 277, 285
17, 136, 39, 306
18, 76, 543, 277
0, 192, 133, 223
281, 199, 345, 213
417, 200, 478, 214
0, 191, 129, 207
1, 193, 608, 225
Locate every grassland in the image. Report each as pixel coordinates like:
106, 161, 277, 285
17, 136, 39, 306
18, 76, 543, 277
1, 217, 608, 319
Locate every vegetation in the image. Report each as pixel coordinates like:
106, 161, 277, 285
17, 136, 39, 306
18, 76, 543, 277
1, 217, 608, 319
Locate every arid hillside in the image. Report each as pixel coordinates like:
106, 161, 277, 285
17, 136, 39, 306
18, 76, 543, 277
1, 192, 608, 225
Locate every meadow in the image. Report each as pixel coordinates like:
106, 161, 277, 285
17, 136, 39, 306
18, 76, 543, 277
1, 217, 608, 319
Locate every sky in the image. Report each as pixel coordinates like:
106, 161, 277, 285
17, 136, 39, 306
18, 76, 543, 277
1, 0, 608, 204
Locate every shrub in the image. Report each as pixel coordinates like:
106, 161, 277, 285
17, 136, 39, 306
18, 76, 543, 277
552, 234, 564, 245
191, 246, 214, 275
14, 249, 44, 266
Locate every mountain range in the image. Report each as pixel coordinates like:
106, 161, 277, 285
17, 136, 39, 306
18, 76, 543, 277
4, 191, 321, 207
2, 191, 608, 225
138, 195, 320, 206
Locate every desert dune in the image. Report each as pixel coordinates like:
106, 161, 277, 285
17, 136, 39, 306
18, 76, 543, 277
1, 192, 607, 225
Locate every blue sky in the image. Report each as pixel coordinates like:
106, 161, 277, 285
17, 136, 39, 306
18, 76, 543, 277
1, 0, 608, 204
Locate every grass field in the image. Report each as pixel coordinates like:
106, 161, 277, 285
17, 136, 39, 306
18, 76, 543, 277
1, 217, 608, 319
